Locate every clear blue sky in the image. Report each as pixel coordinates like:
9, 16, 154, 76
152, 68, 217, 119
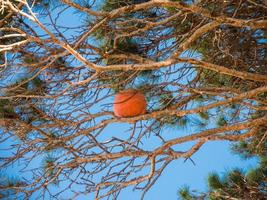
100, 124, 257, 200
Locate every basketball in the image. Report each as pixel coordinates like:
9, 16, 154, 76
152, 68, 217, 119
113, 89, 147, 117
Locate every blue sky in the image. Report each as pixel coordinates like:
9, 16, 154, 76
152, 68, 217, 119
100, 124, 257, 200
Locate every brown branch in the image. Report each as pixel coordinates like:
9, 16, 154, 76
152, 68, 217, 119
60, 0, 107, 17
61, 117, 267, 168
179, 58, 267, 83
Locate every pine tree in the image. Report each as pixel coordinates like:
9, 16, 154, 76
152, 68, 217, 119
0, 0, 266, 199
178, 155, 267, 200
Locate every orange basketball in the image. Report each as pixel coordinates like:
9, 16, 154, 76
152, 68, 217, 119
113, 89, 147, 117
